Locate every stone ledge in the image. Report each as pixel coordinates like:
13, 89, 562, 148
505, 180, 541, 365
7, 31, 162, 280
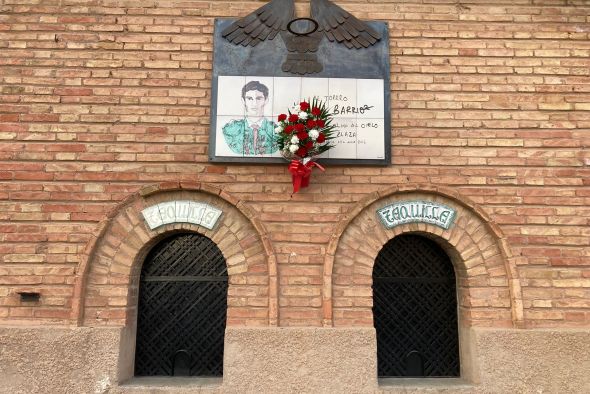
120, 377, 222, 393
378, 378, 474, 393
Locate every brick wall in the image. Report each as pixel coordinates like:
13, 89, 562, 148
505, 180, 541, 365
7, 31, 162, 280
0, 0, 589, 328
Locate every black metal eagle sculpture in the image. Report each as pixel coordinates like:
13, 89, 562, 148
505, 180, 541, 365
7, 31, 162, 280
221, 0, 382, 75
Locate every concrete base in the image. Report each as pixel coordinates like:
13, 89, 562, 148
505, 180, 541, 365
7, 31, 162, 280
0, 326, 589, 393
473, 328, 590, 394
223, 327, 377, 394
0, 326, 121, 394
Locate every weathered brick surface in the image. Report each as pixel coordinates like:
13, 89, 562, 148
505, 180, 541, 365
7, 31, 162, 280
0, 0, 589, 328
327, 188, 521, 328
77, 184, 277, 327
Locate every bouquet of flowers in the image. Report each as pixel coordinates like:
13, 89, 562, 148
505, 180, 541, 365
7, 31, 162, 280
274, 98, 336, 193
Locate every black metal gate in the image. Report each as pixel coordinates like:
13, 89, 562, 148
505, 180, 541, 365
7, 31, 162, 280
134, 233, 228, 377
372, 234, 459, 377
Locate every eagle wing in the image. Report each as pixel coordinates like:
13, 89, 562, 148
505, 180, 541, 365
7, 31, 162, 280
221, 0, 295, 47
311, 0, 382, 49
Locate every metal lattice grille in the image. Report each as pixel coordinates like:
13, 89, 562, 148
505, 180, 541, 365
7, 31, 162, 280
135, 233, 228, 377
372, 234, 459, 377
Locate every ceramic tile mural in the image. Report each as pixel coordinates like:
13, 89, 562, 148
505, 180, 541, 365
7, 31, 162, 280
214, 76, 385, 160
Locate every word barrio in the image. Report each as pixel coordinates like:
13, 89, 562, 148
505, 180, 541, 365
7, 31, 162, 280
377, 200, 456, 230
275, 98, 336, 193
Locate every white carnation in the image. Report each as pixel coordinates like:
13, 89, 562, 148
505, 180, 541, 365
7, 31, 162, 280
290, 135, 299, 144
298, 111, 308, 120
289, 144, 299, 153
309, 129, 319, 140
274, 126, 283, 134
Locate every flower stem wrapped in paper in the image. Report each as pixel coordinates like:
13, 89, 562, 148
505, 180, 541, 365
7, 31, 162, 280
275, 98, 336, 193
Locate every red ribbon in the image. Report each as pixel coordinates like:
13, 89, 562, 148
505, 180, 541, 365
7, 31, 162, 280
288, 159, 325, 193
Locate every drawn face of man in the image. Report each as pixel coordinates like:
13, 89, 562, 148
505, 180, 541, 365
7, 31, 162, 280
243, 89, 267, 117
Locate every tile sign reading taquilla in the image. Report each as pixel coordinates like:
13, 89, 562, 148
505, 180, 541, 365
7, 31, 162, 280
142, 201, 222, 230
377, 201, 456, 230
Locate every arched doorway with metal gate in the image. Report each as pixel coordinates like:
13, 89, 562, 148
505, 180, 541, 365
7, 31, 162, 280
372, 233, 459, 378
134, 232, 228, 377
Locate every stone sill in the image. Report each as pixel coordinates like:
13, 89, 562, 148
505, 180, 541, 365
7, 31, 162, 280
379, 377, 474, 389
120, 376, 222, 390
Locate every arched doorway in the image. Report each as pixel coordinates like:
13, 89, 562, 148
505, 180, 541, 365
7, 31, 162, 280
134, 232, 228, 377
372, 234, 459, 377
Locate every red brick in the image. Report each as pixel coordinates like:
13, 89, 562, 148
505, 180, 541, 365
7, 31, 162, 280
54, 88, 93, 96
0, 1, 587, 330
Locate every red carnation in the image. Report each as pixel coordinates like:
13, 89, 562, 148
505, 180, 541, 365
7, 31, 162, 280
305, 141, 314, 149
278, 114, 287, 122
297, 131, 308, 140
284, 125, 294, 134
311, 107, 321, 116
300, 101, 310, 111
296, 147, 308, 157
317, 133, 326, 143
306, 120, 317, 129
317, 119, 325, 128
288, 114, 299, 122
295, 123, 305, 132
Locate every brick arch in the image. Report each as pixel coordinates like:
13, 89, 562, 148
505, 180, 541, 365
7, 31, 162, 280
71, 182, 278, 327
323, 184, 523, 328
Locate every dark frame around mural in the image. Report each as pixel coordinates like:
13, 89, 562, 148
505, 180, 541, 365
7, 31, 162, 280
209, 18, 391, 166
